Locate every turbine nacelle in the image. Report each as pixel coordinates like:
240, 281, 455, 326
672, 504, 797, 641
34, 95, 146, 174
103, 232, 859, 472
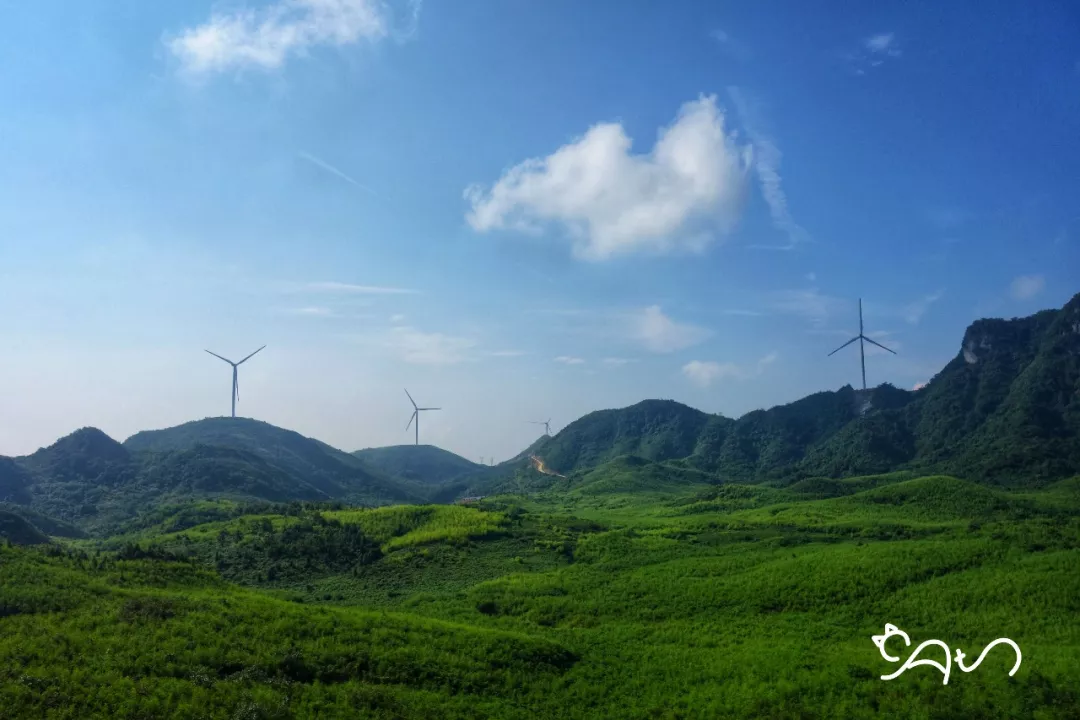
827, 299, 896, 391
205, 345, 266, 418
404, 388, 440, 445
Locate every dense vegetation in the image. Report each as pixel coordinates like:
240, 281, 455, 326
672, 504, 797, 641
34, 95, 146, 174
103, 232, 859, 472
1, 471, 1077, 718
0, 292, 1077, 717
480, 292, 1080, 492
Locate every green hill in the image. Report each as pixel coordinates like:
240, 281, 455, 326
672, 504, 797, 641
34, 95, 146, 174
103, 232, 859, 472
353, 444, 488, 487
0, 510, 50, 545
0, 419, 422, 534
481, 292, 1080, 496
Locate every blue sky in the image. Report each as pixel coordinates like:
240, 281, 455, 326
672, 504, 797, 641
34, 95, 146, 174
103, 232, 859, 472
1, 0, 1077, 461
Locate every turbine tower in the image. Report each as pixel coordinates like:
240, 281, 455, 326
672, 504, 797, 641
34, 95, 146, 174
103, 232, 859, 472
205, 346, 266, 418
404, 389, 440, 446
529, 419, 552, 436
827, 299, 896, 390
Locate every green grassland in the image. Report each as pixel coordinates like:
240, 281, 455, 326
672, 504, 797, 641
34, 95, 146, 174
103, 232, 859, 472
1, 472, 1078, 719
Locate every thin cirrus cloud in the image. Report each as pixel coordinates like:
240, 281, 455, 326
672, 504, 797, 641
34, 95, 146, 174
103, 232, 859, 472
387, 326, 475, 366
464, 94, 753, 261
554, 356, 586, 365
682, 352, 777, 388
301, 281, 419, 295
298, 152, 381, 198
728, 87, 810, 251
1009, 274, 1045, 300
634, 305, 711, 353
849, 32, 902, 74
166, 0, 409, 76
769, 288, 847, 327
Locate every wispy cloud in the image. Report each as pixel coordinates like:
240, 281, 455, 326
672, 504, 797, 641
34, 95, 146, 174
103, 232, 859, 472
490, 350, 527, 358
284, 306, 336, 317
901, 290, 944, 325
864, 33, 900, 56
847, 31, 902, 74
728, 87, 810, 250
389, 313, 407, 323
301, 281, 419, 295
769, 289, 847, 327
722, 309, 764, 317
682, 352, 777, 388
602, 357, 636, 366
387, 326, 474, 365
465, 94, 752, 261
298, 152, 380, 198
167, 0, 402, 76
634, 305, 711, 353
554, 356, 585, 365
1009, 274, 1045, 300
709, 28, 750, 62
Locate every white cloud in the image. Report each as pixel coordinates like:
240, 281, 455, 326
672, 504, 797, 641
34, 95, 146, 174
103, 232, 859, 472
167, 0, 396, 76
901, 290, 944, 324
709, 28, 750, 62
682, 360, 740, 388
602, 357, 635, 366
848, 31, 902, 74
285, 306, 335, 317
1010, 274, 1045, 300
864, 33, 900, 55
554, 356, 585, 365
387, 326, 474, 365
635, 305, 711, 353
913, 381, 928, 391
770, 289, 846, 327
303, 281, 418, 295
728, 87, 809, 251
682, 352, 777, 388
490, 350, 527, 358
722, 309, 763, 317
389, 313, 407, 323
464, 94, 752, 261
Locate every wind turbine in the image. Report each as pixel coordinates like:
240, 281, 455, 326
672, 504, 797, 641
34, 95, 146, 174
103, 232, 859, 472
205, 346, 266, 418
827, 299, 896, 390
529, 419, 552, 436
404, 389, 440, 446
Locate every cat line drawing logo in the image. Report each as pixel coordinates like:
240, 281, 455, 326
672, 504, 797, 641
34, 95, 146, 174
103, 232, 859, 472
872, 623, 1022, 685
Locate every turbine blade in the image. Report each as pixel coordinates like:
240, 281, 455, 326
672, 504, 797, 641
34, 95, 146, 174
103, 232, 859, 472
205, 349, 234, 364
406, 412, 416, 431
404, 388, 417, 409
827, 336, 859, 356
420, 407, 441, 411
863, 336, 897, 354
237, 345, 266, 365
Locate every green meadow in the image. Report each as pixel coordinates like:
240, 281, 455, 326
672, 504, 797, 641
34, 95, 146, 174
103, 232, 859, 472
2, 470, 1077, 719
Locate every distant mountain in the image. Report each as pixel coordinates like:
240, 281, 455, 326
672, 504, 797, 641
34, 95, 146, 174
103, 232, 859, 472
125, 418, 415, 503
352, 445, 489, 487
482, 292, 1080, 493
1, 418, 422, 534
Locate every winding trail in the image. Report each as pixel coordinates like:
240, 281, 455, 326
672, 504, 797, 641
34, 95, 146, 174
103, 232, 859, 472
529, 455, 566, 478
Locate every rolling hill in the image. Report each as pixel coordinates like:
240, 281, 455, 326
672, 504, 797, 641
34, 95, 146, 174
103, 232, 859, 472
479, 292, 1080, 494
0, 419, 423, 534
352, 444, 490, 487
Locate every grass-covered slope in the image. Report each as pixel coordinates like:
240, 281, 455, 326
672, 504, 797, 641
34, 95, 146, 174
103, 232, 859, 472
3, 471, 1077, 718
